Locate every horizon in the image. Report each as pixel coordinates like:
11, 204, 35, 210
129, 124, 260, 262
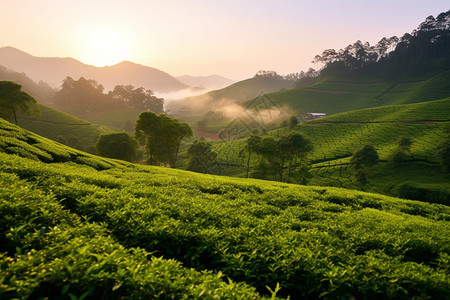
1, 1, 449, 80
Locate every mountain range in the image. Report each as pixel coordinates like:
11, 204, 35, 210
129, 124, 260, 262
0, 46, 187, 93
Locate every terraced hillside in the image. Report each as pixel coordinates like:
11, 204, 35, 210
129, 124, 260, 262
245, 70, 450, 117
1, 117, 449, 299
214, 98, 450, 202
14, 104, 117, 150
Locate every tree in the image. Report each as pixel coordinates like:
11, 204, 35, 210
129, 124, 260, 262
187, 139, 218, 174
108, 85, 164, 113
0, 81, 40, 124
288, 115, 299, 129
398, 136, 413, 151
95, 132, 138, 162
438, 139, 450, 173
54, 77, 108, 114
246, 132, 313, 183
252, 135, 282, 180
279, 132, 313, 182
241, 134, 262, 178
350, 145, 379, 171
389, 136, 413, 163
135, 112, 192, 167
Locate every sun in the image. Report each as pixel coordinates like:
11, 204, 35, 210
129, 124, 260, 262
79, 26, 132, 67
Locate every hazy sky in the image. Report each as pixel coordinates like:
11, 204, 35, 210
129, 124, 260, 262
1, 1, 449, 80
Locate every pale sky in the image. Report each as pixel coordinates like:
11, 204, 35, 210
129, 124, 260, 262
1, 0, 449, 80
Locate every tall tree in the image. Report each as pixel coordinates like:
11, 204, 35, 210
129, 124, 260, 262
0, 81, 40, 124
241, 134, 262, 178
135, 111, 192, 167
279, 132, 313, 181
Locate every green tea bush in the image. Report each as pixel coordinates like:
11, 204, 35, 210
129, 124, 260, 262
1, 119, 450, 299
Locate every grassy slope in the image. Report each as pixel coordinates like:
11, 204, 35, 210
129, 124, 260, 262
14, 104, 117, 148
245, 70, 450, 116
1, 117, 449, 298
214, 98, 450, 201
77, 108, 142, 133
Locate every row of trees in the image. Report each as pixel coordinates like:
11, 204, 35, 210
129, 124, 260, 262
254, 69, 319, 82
313, 10, 450, 76
55, 77, 164, 115
241, 132, 313, 183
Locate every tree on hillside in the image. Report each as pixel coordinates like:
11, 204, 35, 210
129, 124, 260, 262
288, 115, 298, 129
187, 139, 218, 174
108, 85, 164, 113
95, 132, 138, 162
279, 132, 313, 182
247, 132, 313, 183
389, 136, 413, 163
54, 77, 109, 114
438, 126, 450, 173
0, 81, 40, 124
350, 145, 379, 186
241, 134, 262, 178
252, 135, 282, 180
135, 111, 192, 167
350, 145, 379, 171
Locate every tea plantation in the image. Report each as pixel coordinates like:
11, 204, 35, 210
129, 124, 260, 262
1, 117, 450, 299
214, 98, 450, 201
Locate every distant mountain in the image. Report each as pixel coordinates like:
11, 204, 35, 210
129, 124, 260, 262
176, 74, 236, 89
0, 47, 188, 93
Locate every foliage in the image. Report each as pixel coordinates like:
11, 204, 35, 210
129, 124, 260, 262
438, 139, 450, 173
350, 145, 379, 171
0, 81, 40, 124
389, 136, 413, 164
288, 115, 298, 129
187, 139, 218, 174
314, 10, 450, 78
108, 84, 164, 113
54, 77, 164, 116
241, 132, 313, 183
54, 77, 108, 114
95, 132, 138, 162
135, 111, 192, 167
1, 120, 450, 298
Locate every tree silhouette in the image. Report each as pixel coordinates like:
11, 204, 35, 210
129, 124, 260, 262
0, 81, 40, 124
135, 111, 192, 167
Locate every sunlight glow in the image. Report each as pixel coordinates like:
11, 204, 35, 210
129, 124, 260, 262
79, 25, 132, 67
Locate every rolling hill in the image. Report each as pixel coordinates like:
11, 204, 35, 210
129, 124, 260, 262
167, 73, 296, 116
13, 104, 118, 151
0, 116, 449, 299
0, 46, 187, 93
243, 70, 450, 118
214, 98, 450, 202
